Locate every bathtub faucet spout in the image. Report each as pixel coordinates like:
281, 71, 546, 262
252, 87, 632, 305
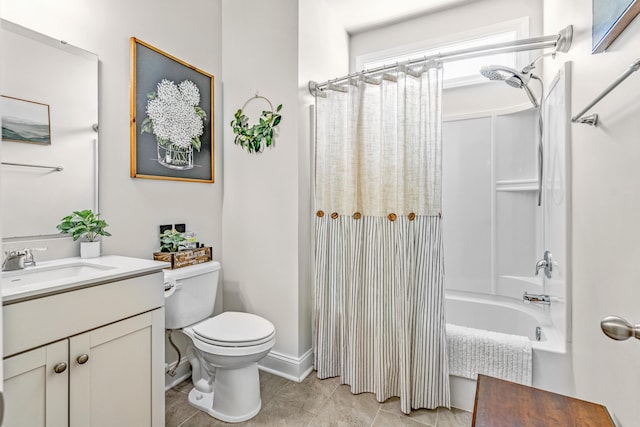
523, 292, 551, 305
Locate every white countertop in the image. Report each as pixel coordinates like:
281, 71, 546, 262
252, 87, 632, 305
1, 255, 170, 304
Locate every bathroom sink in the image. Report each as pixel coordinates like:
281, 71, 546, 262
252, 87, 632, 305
1, 262, 115, 288
0, 255, 169, 304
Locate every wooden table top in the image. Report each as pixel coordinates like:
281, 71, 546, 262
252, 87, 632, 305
472, 375, 616, 427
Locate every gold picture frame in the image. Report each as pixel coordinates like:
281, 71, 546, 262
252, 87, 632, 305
130, 38, 214, 183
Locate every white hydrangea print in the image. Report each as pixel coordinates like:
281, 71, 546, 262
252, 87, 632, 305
143, 79, 206, 150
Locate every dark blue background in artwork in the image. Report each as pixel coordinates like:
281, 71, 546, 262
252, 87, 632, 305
135, 42, 213, 181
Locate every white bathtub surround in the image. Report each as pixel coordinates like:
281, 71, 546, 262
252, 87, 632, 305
446, 324, 532, 385
313, 62, 448, 413
445, 290, 572, 411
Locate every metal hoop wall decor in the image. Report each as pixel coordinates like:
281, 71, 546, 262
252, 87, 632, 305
230, 92, 282, 154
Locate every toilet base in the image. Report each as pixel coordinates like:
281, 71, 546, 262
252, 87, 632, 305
188, 387, 261, 423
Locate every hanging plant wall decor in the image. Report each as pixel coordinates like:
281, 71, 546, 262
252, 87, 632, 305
230, 93, 282, 153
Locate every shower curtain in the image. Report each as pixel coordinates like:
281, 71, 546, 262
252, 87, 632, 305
313, 61, 450, 413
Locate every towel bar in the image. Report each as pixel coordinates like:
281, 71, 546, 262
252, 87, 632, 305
572, 58, 640, 126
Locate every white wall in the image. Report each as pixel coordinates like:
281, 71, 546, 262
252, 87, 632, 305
1, 0, 223, 385
221, 0, 348, 375
221, 0, 303, 370
350, 0, 543, 117
1, 0, 223, 263
543, 1, 640, 425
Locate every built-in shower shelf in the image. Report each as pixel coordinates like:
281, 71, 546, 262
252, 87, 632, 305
495, 179, 538, 192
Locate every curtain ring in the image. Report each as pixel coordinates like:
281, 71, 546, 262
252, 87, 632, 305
316, 210, 325, 218
331, 212, 339, 219
388, 213, 397, 222
353, 212, 361, 220
408, 212, 416, 221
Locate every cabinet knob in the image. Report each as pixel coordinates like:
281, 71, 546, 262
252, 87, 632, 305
53, 362, 67, 374
76, 354, 90, 365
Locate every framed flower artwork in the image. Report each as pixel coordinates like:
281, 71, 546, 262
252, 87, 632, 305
130, 38, 214, 183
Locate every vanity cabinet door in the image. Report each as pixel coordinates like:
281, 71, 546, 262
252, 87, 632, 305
69, 308, 165, 427
3, 339, 69, 427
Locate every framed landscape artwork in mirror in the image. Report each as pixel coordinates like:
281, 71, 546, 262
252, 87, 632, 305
1, 95, 51, 145
130, 38, 214, 183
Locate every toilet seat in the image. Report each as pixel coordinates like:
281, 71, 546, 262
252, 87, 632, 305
192, 311, 275, 348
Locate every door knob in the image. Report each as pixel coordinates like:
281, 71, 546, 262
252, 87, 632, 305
76, 354, 89, 365
53, 362, 67, 374
600, 315, 640, 341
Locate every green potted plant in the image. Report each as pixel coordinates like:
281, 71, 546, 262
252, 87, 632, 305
56, 209, 111, 258
159, 229, 186, 253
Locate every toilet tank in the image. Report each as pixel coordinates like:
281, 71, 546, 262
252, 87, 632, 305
164, 261, 221, 329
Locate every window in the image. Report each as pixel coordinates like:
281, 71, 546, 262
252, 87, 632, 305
355, 18, 530, 89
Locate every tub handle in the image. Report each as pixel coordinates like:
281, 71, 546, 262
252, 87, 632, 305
535, 250, 553, 279
600, 315, 640, 341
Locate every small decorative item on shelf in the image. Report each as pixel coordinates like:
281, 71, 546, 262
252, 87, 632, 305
154, 227, 212, 269
56, 209, 111, 259
159, 228, 186, 253
230, 92, 282, 154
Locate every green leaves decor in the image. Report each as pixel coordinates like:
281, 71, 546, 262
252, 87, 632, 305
56, 209, 111, 242
230, 103, 282, 153
160, 229, 186, 253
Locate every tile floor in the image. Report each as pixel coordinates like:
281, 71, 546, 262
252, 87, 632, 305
166, 371, 472, 427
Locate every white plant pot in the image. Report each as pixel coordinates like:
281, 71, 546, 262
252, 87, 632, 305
81, 241, 101, 259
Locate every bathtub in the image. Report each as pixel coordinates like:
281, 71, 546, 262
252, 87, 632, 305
445, 290, 573, 411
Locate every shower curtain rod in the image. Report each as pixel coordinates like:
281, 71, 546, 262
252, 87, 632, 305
308, 25, 573, 96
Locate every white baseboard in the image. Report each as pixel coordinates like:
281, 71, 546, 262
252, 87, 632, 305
258, 348, 314, 383
165, 356, 191, 391
165, 349, 315, 389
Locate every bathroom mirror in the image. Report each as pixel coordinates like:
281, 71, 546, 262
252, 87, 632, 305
0, 19, 98, 239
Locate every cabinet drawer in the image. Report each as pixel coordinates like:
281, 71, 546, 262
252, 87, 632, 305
4, 272, 164, 357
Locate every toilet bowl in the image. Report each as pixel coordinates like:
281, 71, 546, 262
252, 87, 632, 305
164, 262, 276, 423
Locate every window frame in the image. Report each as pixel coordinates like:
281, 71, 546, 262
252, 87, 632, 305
354, 17, 531, 89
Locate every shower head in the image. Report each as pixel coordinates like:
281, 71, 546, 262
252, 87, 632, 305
480, 65, 531, 84
479, 65, 539, 108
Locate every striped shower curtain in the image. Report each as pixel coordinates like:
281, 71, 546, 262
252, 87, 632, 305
313, 62, 450, 413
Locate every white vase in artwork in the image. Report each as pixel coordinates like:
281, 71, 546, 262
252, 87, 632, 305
157, 142, 194, 170
81, 240, 101, 259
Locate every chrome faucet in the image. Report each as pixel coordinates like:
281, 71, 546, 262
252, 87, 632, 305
2, 251, 25, 271
523, 292, 551, 305
2, 248, 46, 272
535, 250, 553, 279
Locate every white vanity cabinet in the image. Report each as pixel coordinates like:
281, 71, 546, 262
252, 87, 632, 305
4, 339, 68, 426
2, 265, 166, 427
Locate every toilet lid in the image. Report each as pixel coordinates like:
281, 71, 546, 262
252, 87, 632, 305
192, 312, 275, 347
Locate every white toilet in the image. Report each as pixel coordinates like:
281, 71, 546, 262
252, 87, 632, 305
164, 261, 276, 423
